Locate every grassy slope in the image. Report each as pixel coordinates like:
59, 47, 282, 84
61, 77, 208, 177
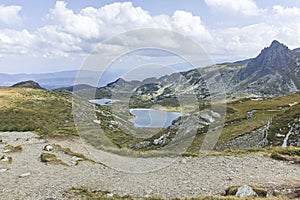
186, 92, 300, 154
0, 87, 299, 154
0, 88, 76, 135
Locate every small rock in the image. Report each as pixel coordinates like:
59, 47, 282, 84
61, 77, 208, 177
0, 155, 10, 162
19, 172, 31, 178
72, 156, 83, 161
180, 158, 187, 164
106, 193, 114, 197
236, 185, 258, 197
0, 168, 8, 173
43, 145, 53, 151
3, 149, 11, 153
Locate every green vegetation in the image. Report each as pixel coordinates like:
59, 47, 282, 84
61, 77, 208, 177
0, 88, 77, 136
40, 152, 67, 165
66, 187, 290, 200
53, 144, 99, 165
4, 144, 23, 152
184, 92, 300, 155
1, 87, 299, 157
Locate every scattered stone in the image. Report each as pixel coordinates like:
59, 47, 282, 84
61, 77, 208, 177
0, 155, 11, 163
247, 110, 257, 119
180, 158, 187, 164
93, 120, 100, 124
131, 141, 150, 150
43, 145, 54, 151
276, 133, 285, 138
153, 133, 170, 145
106, 193, 114, 197
19, 172, 31, 178
0, 168, 8, 173
72, 156, 83, 161
235, 185, 258, 197
3, 149, 11, 153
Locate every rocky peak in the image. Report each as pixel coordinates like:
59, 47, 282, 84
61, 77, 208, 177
238, 40, 293, 80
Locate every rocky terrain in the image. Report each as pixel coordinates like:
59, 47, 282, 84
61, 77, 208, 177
0, 40, 300, 199
0, 132, 300, 199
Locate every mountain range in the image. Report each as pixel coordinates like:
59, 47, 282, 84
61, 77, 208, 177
2, 40, 300, 97
87, 40, 300, 102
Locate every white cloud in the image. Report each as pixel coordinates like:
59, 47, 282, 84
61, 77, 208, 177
0, 29, 36, 55
172, 10, 212, 42
0, 5, 22, 25
28, 1, 211, 57
204, 0, 264, 16
2, 1, 300, 69
273, 5, 300, 17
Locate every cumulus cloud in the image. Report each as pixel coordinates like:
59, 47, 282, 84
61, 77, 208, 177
0, 29, 36, 55
2, 1, 300, 67
0, 5, 22, 25
19, 1, 210, 58
204, 0, 264, 16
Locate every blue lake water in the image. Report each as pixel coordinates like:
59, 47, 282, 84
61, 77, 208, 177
129, 108, 181, 128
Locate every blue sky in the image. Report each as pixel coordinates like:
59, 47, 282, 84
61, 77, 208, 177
0, 0, 300, 74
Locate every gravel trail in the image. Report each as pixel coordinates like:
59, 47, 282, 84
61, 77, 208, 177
0, 132, 299, 200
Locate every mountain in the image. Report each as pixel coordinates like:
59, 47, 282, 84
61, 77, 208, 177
11, 80, 45, 89
236, 40, 300, 95
92, 40, 300, 102
54, 84, 95, 92
0, 70, 100, 90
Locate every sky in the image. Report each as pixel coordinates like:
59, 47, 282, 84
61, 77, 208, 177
1, 0, 300, 74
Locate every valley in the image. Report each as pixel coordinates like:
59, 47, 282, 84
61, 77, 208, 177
0, 40, 300, 199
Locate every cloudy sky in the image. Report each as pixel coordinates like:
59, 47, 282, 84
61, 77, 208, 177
0, 0, 300, 74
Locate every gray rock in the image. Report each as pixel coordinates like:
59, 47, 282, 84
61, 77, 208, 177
19, 172, 31, 178
3, 149, 11, 153
43, 145, 53, 151
236, 184, 258, 197
0, 168, 8, 173
131, 141, 151, 150
0, 155, 10, 162
153, 133, 169, 145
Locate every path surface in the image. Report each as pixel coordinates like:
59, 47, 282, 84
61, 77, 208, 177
0, 132, 299, 200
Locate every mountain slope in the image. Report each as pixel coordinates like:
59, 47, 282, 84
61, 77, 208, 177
235, 40, 300, 95
93, 40, 300, 102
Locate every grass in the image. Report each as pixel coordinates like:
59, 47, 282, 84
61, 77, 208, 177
4, 144, 23, 152
183, 92, 300, 155
53, 144, 101, 165
40, 152, 67, 166
0, 88, 77, 136
66, 187, 292, 200
1, 87, 300, 157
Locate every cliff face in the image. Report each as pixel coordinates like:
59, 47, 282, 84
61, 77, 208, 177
235, 40, 300, 95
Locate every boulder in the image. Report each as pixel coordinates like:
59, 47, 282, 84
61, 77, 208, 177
236, 185, 258, 197
43, 144, 54, 151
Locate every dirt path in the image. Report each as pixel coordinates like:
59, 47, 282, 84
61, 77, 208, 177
0, 132, 299, 199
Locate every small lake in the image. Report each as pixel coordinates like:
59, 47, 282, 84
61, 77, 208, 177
129, 108, 181, 128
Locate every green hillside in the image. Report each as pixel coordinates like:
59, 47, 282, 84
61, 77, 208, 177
0, 88, 76, 135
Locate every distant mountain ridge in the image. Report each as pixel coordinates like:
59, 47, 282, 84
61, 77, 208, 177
0, 70, 99, 90
93, 40, 300, 99
1, 40, 300, 97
